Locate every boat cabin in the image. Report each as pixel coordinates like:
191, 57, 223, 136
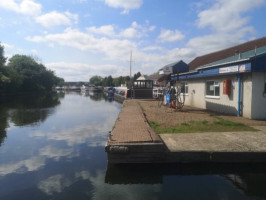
133, 76, 153, 99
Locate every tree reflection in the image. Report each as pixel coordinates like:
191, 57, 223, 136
225, 173, 266, 199
89, 92, 104, 101
105, 163, 266, 199
0, 92, 63, 145
0, 107, 8, 146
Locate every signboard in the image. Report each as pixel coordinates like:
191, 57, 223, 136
238, 65, 246, 73
219, 64, 246, 74
159, 66, 173, 75
219, 66, 238, 74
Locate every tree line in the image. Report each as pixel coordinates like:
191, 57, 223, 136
89, 72, 141, 87
0, 42, 64, 94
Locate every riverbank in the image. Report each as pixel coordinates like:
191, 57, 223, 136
105, 99, 266, 164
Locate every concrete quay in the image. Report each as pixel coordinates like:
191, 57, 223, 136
105, 99, 266, 164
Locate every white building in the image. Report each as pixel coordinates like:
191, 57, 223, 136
171, 37, 266, 120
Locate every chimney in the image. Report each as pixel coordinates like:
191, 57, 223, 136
235, 50, 241, 59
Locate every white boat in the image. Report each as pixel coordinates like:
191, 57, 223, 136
81, 85, 89, 91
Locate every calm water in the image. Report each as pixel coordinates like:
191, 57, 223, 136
0, 92, 266, 200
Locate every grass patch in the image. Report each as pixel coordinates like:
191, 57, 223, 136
148, 121, 161, 129
213, 117, 243, 126
149, 118, 257, 134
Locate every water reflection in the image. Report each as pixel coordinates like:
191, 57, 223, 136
105, 163, 266, 199
1, 92, 266, 200
0, 92, 124, 200
88, 92, 105, 101
0, 93, 63, 146
0, 106, 8, 146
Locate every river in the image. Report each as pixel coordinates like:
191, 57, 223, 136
0, 92, 266, 200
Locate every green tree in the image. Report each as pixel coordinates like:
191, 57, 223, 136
134, 72, 141, 81
113, 76, 123, 86
56, 77, 65, 87
7, 55, 61, 92
124, 76, 130, 84
89, 75, 103, 86
4, 67, 22, 92
106, 75, 113, 86
0, 43, 10, 92
102, 77, 108, 87
0, 43, 6, 67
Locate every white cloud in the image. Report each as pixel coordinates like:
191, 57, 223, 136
119, 21, 155, 38
25, 25, 195, 79
32, 117, 117, 146
26, 27, 136, 61
35, 11, 78, 28
75, 170, 162, 200
2, 43, 14, 50
30, 49, 38, 54
45, 47, 195, 80
38, 174, 72, 195
104, 0, 143, 14
0, 156, 45, 176
187, 33, 248, 55
141, 46, 164, 52
197, 0, 264, 33
39, 170, 162, 198
86, 21, 156, 39
0, 0, 42, 16
46, 62, 126, 81
157, 29, 185, 43
87, 25, 116, 37
39, 146, 76, 161
119, 27, 140, 38
187, 0, 264, 56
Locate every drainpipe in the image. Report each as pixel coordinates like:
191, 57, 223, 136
237, 74, 242, 116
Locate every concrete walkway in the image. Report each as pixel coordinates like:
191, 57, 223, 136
160, 126, 266, 152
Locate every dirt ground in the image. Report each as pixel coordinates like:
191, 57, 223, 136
138, 100, 266, 129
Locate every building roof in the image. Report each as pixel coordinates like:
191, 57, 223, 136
159, 60, 189, 75
189, 37, 266, 70
147, 72, 160, 81
136, 75, 150, 80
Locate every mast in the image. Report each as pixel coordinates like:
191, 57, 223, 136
129, 50, 134, 99
130, 50, 132, 85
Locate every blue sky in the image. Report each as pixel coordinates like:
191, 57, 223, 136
0, 0, 266, 81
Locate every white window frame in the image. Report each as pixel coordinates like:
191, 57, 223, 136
205, 80, 220, 98
181, 82, 188, 95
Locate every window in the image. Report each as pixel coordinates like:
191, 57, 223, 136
206, 81, 220, 97
181, 82, 188, 94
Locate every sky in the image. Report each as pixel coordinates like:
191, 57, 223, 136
0, 0, 266, 81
